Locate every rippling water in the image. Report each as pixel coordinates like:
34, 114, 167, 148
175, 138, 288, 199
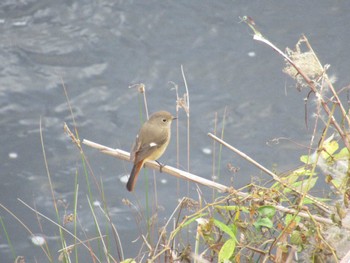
0, 0, 349, 261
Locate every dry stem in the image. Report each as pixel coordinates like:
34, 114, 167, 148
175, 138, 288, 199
207, 133, 331, 213
242, 16, 350, 150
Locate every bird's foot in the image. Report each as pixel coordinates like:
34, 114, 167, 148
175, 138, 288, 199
155, 160, 165, 173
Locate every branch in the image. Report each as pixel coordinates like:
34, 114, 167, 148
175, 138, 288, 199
82, 139, 227, 193
81, 138, 340, 227
207, 133, 331, 214
242, 16, 350, 150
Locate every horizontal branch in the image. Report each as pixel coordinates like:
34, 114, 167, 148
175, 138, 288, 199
82, 138, 340, 227
82, 139, 228, 193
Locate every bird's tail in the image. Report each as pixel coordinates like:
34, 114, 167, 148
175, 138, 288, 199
126, 161, 144, 192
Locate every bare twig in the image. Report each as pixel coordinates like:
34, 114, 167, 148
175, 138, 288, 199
242, 17, 350, 150
303, 36, 350, 128
181, 65, 192, 197
207, 132, 331, 213
82, 139, 227, 193
0, 202, 52, 260
16, 199, 102, 262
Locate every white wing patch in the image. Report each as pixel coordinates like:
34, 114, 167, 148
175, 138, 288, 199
149, 142, 157, 147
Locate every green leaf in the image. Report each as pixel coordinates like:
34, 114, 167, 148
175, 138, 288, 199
285, 214, 301, 225
300, 155, 310, 164
257, 205, 276, 219
213, 219, 237, 242
182, 214, 207, 228
334, 147, 350, 160
322, 139, 338, 158
215, 205, 238, 211
291, 167, 315, 177
291, 177, 317, 192
283, 177, 318, 194
218, 238, 236, 263
290, 230, 303, 245
254, 217, 273, 229
331, 178, 342, 189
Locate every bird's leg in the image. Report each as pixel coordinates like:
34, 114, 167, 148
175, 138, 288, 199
155, 160, 165, 173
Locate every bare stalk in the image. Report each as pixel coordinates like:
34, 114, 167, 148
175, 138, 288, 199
242, 17, 350, 150
82, 139, 227, 193
207, 133, 331, 213
181, 65, 191, 197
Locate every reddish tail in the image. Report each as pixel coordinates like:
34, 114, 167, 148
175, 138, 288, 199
126, 161, 144, 191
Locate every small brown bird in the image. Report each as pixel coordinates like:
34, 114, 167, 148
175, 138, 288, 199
126, 111, 175, 191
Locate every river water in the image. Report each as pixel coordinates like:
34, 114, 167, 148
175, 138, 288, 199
1, 1, 349, 261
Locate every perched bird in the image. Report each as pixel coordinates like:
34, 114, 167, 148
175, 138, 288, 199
126, 111, 175, 191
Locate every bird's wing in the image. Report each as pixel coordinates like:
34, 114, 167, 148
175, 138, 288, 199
133, 143, 160, 163
131, 122, 168, 163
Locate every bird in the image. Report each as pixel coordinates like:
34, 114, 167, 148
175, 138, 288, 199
126, 111, 175, 191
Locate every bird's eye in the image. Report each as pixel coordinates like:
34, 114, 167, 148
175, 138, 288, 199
162, 118, 167, 122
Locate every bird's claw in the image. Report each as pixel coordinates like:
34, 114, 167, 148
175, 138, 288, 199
155, 160, 165, 173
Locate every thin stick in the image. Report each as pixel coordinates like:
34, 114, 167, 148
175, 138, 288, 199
86, 197, 110, 263
0, 203, 52, 260
82, 139, 227, 193
151, 197, 187, 259
181, 65, 190, 118
171, 81, 181, 196
181, 65, 191, 197
207, 133, 331, 213
303, 35, 350, 128
16, 199, 102, 262
242, 17, 350, 150
212, 112, 218, 199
